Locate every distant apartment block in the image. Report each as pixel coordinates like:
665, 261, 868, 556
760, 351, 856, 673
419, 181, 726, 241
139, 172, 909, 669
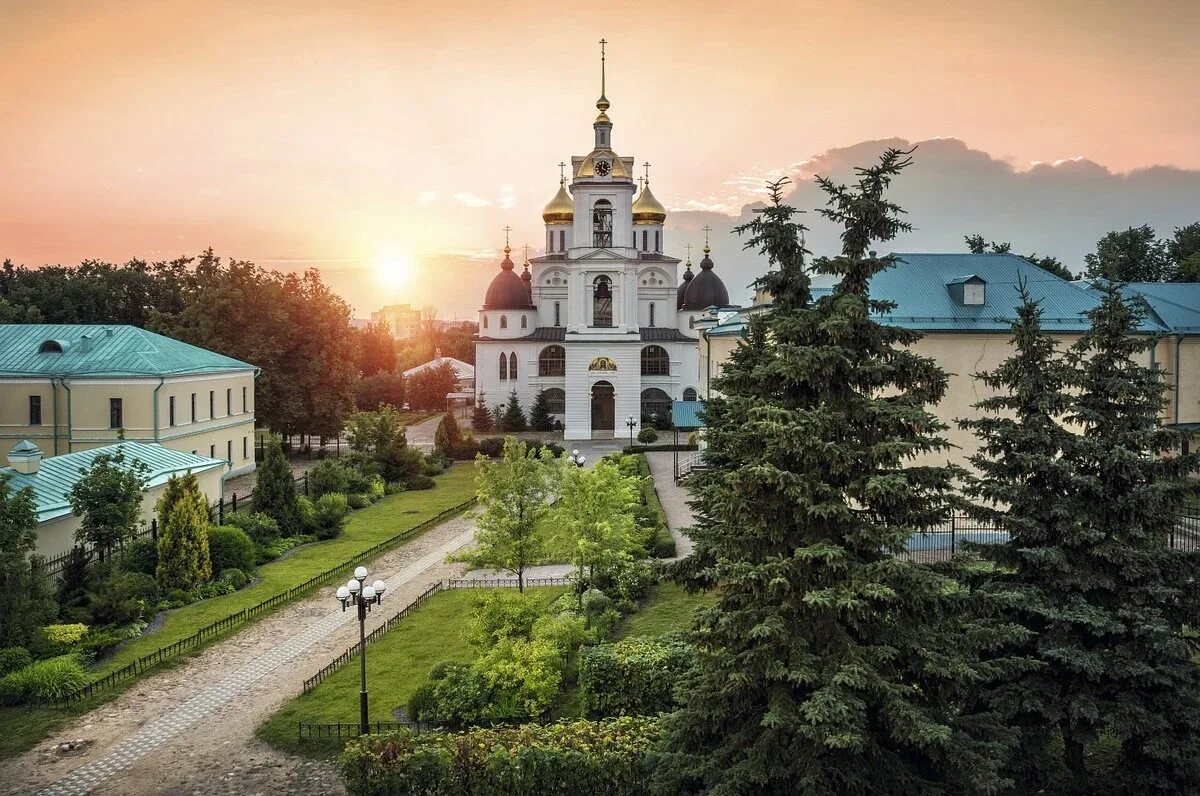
0, 324, 258, 476
370, 303, 422, 340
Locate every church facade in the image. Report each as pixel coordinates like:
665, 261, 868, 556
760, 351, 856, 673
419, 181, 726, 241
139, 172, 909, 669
475, 55, 728, 440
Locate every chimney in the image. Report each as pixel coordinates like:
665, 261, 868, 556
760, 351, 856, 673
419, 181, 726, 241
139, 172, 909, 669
435, 347, 443, 360
7, 441, 43, 475
79, 334, 93, 353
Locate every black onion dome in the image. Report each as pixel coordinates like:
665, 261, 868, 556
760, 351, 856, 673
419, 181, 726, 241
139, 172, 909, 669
676, 262, 694, 310
680, 248, 729, 310
484, 248, 535, 310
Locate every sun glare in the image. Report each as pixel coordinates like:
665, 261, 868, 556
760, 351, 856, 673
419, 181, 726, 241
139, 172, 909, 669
375, 253, 415, 292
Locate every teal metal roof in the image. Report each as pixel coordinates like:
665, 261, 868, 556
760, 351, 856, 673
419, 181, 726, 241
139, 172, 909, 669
0, 325, 255, 377
1120, 283, 1200, 335
672, 400, 706, 429
0, 441, 226, 522
705, 254, 1170, 336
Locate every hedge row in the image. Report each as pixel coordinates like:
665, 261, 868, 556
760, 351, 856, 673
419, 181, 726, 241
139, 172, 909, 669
340, 717, 660, 796
579, 635, 695, 717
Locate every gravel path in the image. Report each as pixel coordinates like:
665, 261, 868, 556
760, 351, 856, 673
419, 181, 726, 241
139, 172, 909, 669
1, 511, 479, 796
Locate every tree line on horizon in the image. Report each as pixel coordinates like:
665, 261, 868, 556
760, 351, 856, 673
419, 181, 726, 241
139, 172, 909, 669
0, 251, 477, 440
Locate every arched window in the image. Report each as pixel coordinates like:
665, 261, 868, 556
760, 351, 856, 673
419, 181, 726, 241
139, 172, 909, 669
538, 345, 566, 377
593, 275, 613, 327
683, 387, 698, 402
648, 302, 656, 328
542, 388, 565, 414
521, 315, 528, 329
592, 200, 613, 247
553, 302, 561, 327
641, 345, 669, 376
641, 388, 672, 425
499, 352, 508, 381
500, 315, 508, 329
509, 352, 518, 381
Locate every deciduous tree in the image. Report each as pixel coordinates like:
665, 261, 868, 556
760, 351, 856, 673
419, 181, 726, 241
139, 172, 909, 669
67, 448, 149, 562
0, 473, 54, 649
555, 458, 638, 591
1083, 224, 1172, 282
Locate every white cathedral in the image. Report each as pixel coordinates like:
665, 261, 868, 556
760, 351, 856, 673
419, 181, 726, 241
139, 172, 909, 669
475, 50, 729, 440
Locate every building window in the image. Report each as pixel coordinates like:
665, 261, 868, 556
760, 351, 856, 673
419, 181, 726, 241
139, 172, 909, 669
554, 302, 561, 327
243, 436, 248, 460
509, 351, 518, 381
227, 440, 233, 462
521, 315, 528, 329
538, 345, 566, 376
209, 390, 215, 419
28, 395, 41, 426
542, 388, 565, 414
226, 388, 232, 415
242, 386, 247, 413
500, 315, 508, 329
483, 315, 489, 329
683, 387, 698, 401
649, 302, 656, 327
499, 352, 508, 381
210, 444, 215, 458
559, 230, 565, 251
641, 345, 670, 376
640, 388, 672, 425
642, 230, 648, 251
592, 200, 613, 247
593, 275, 613, 327
169, 396, 176, 426
655, 230, 660, 252
109, 398, 123, 429
547, 230, 553, 252
191, 393, 196, 422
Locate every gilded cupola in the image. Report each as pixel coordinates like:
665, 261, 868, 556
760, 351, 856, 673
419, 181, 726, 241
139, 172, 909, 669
632, 181, 666, 225
542, 178, 574, 224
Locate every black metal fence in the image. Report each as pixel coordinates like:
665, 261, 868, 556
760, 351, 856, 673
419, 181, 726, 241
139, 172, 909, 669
298, 721, 406, 742
44, 497, 476, 706
445, 576, 575, 589
302, 581, 446, 693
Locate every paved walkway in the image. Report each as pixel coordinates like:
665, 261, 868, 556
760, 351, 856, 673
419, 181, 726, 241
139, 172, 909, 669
405, 413, 445, 451
644, 451, 696, 558
3, 511, 480, 796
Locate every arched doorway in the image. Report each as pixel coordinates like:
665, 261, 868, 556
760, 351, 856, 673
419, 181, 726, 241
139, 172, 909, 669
591, 381, 615, 435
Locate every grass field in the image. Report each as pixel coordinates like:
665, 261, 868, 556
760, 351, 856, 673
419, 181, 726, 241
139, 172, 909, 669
0, 464, 476, 760
617, 582, 717, 639
256, 586, 568, 755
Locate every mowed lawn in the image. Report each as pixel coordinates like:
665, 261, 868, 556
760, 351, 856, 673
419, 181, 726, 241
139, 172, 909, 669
617, 582, 717, 639
97, 463, 477, 676
257, 586, 568, 755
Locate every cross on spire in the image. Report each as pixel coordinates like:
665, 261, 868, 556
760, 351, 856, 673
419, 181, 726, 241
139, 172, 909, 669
702, 225, 712, 245
684, 243, 693, 263
599, 38, 606, 96
558, 162, 567, 183
643, 161, 651, 183
523, 243, 530, 264
502, 225, 512, 253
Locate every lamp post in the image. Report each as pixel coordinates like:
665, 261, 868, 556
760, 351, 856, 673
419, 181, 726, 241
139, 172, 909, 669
625, 416, 637, 449
336, 565, 387, 736
569, 448, 586, 467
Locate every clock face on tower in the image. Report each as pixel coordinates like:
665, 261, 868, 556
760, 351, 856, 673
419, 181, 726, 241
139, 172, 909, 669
595, 160, 611, 177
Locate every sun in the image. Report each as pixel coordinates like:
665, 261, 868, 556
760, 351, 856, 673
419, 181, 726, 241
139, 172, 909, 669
375, 252, 415, 292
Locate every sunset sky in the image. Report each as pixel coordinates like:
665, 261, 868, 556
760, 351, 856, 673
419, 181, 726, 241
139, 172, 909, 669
2, 0, 1199, 317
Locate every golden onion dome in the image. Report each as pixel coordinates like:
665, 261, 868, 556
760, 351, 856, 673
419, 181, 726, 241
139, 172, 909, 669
632, 182, 667, 225
542, 180, 574, 224
575, 149, 629, 179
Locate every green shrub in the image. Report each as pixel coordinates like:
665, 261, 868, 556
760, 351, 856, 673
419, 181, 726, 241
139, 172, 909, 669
74, 627, 129, 660
0, 654, 89, 705
367, 475, 386, 502
258, 533, 317, 561
41, 623, 89, 648
224, 512, 280, 548
403, 473, 436, 491
346, 493, 371, 510
307, 459, 352, 497
206, 525, 256, 575
196, 580, 236, 599
218, 567, 250, 590
341, 717, 660, 796
476, 437, 506, 458
120, 537, 158, 575
312, 493, 349, 539
296, 495, 317, 535
474, 637, 564, 720
636, 427, 659, 444
448, 439, 481, 460
467, 591, 547, 649
88, 571, 159, 627
0, 647, 32, 677
580, 635, 695, 718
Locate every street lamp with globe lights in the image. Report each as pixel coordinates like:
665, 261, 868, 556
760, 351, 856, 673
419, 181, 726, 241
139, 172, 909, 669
569, 449, 586, 467
625, 416, 638, 449
336, 564, 387, 735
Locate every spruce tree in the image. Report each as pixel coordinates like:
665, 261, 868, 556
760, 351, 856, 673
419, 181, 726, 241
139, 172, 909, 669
155, 472, 213, 589
500, 390, 527, 433
252, 434, 300, 535
472, 394, 494, 432
433, 412, 463, 454
658, 152, 1018, 795
1063, 287, 1200, 792
957, 288, 1084, 786
528, 390, 554, 432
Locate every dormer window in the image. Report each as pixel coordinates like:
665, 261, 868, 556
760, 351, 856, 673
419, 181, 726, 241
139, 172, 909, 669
948, 275, 986, 306
38, 340, 66, 353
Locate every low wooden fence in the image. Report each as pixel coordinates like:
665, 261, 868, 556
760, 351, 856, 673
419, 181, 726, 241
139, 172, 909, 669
45, 497, 476, 706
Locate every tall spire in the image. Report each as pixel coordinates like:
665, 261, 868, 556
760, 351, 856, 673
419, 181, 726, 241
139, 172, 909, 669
702, 224, 713, 256
597, 38, 608, 112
